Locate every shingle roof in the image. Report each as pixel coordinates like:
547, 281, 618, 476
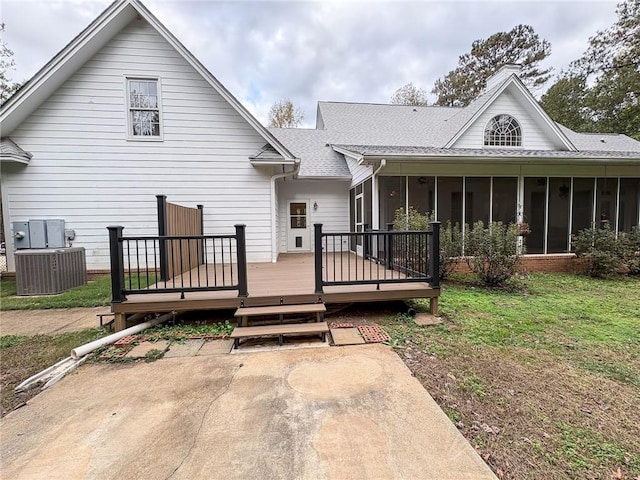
267, 128, 351, 178
270, 80, 640, 178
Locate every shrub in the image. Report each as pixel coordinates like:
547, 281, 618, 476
393, 207, 462, 280
464, 221, 521, 287
619, 226, 640, 275
572, 224, 623, 277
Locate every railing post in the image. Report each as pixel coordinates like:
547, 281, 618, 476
386, 223, 394, 268
314, 224, 323, 294
197, 204, 204, 264
157, 194, 168, 281
107, 226, 126, 303
235, 224, 248, 298
429, 221, 441, 288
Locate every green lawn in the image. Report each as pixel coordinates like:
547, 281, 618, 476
0, 275, 154, 310
383, 273, 640, 480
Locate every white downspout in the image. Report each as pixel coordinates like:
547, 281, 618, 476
371, 159, 387, 230
270, 159, 300, 263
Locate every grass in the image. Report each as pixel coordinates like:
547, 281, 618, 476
384, 273, 640, 480
0, 329, 107, 416
0, 275, 155, 310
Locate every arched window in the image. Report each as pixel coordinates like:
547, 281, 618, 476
484, 115, 521, 147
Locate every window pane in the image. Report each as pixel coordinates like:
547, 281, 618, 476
572, 178, 595, 234
379, 176, 406, 229
524, 177, 547, 254
596, 178, 617, 229
148, 82, 157, 95
129, 81, 139, 94
349, 188, 356, 248
437, 177, 463, 226
139, 81, 149, 95
492, 177, 517, 224
408, 176, 435, 216
465, 177, 490, 225
618, 178, 640, 232
548, 178, 571, 252
290, 203, 306, 216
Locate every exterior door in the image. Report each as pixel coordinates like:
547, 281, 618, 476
355, 193, 364, 256
287, 201, 310, 252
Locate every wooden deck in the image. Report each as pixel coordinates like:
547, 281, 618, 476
112, 253, 439, 315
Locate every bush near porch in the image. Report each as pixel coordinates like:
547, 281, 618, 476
382, 273, 640, 480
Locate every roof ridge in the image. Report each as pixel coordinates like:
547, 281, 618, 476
318, 100, 460, 109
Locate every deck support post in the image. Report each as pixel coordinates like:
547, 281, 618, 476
429, 221, 441, 289
314, 224, 323, 294
107, 225, 126, 303
429, 296, 439, 316
114, 313, 127, 332
157, 195, 169, 282
235, 224, 249, 298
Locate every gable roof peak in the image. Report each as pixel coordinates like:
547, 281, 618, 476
486, 64, 522, 91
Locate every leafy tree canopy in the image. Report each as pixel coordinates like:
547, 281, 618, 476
268, 99, 304, 128
1, 23, 21, 105
390, 82, 428, 106
432, 25, 552, 107
541, 0, 639, 139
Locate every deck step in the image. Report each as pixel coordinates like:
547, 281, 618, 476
230, 322, 329, 349
235, 303, 326, 317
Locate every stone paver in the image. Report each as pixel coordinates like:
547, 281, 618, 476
125, 341, 169, 358
0, 344, 497, 479
330, 327, 365, 345
164, 339, 205, 358
414, 312, 444, 326
196, 339, 234, 355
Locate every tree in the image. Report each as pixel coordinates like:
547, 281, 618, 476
542, 0, 639, 138
432, 25, 552, 107
1, 23, 21, 105
540, 76, 594, 132
390, 82, 428, 106
268, 99, 303, 128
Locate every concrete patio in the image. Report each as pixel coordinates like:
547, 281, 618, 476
1, 344, 496, 479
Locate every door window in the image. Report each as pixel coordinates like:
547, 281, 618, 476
290, 203, 307, 229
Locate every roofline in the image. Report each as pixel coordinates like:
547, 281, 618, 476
443, 75, 577, 151
1, 0, 297, 161
0, 155, 31, 165
296, 175, 352, 181
331, 145, 364, 163
360, 153, 640, 164
317, 100, 460, 109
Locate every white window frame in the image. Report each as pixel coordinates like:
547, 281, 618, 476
125, 76, 163, 141
483, 114, 522, 148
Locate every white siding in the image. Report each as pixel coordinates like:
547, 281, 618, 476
277, 179, 350, 254
345, 155, 373, 187
5, 19, 274, 270
453, 90, 559, 150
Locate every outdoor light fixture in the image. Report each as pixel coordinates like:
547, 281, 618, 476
313, 201, 318, 210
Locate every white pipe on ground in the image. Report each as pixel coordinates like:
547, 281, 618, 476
70, 311, 176, 359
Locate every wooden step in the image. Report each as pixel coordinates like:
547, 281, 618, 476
235, 303, 326, 327
230, 322, 329, 349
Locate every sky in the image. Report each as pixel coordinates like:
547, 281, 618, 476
1, 0, 620, 127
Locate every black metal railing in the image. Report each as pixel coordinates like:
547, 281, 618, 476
314, 222, 440, 294
107, 224, 248, 302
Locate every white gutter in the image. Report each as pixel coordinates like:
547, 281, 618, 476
270, 160, 301, 262
371, 159, 386, 230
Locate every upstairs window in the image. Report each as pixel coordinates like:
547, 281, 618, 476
484, 114, 521, 147
127, 78, 161, 138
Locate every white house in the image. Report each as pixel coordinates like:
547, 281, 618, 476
2, 0, 639, 274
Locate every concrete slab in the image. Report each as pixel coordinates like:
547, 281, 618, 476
0, 307, 106, 336
231, 337, 330, 354
0, 344, 496, 480
414, 312, 444, 326
196, 339, 234, 355
125, 341, 169, 358
164, 339, 205, 358
330, 327, 366, 345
